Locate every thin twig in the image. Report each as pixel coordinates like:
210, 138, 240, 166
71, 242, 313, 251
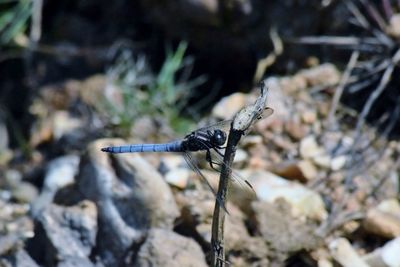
327, 50, 360, 128
382, 0, 393, 20
210, 83, 270, 267
358, 0, 388, 32
354, 48, 400, 139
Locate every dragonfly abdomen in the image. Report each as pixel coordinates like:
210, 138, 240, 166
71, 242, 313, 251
101, 141, 183, 153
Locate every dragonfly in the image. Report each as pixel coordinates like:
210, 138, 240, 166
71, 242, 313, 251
101, 107, 274, 209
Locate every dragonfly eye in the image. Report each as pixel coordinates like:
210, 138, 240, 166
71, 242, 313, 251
211, 129, 227, 146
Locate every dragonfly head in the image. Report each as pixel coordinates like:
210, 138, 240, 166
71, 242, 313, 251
210, 129, 227, 146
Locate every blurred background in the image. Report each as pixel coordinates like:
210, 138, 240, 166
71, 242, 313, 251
0, 0, 399, 267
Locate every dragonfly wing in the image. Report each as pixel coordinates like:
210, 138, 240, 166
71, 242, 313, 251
183, 152, 228, 213
208, 148, 256, 198
194, 107, 273, 136
260, 107, 274, 119
195, 119, 232, 134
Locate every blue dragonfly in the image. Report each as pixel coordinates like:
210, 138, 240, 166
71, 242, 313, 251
101, 107, 274, 207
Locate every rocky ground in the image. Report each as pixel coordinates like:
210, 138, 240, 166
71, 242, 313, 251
0, 64, 399, 267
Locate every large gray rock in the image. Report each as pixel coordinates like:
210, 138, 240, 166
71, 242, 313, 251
0, 249, 40, 267
77, 139, 180, 266
28, 201, 97, 266
31, 155, 80, 217
133, 228, 207, 267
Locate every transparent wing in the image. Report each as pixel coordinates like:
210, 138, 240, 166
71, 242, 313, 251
207, 148, 256, 198
194, 119, 232, 134
194, 107, 274, 135
182, 151, 228, 212
259, 107, 274, 119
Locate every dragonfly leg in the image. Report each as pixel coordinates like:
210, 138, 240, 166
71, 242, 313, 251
206, 149, 222, 170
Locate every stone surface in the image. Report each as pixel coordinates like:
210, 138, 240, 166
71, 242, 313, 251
300, 135, 324, 159
77, 139, 179, 266
242, 169, 327, 220
329, 238, 369, 267
0, 249, 40, 267
363, 237, 400, 267
253, 200, 321, 263
388, 14, 400, 38
298, 63, 340, 87
164, 167, 190, 189
211, 92, 252, 120
363, 199, 400, 238
28, 201, 97, 266
31, 155, 80, 217
272, 160, 318, 182
133, 228, 207, 267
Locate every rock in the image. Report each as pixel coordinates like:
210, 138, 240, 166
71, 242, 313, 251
79, 139, 179, 229
211, 92, 251, 120
0, 234, 22, 255
362, 199, 400, 238
133, 228, 207, 267
312, 155, 331, 169
78, 75, 107, 108
285, 120, 307, 140
4, 170, 38, 204
178, 194, 270, 267
224, 206, 270, 263
30, 111, 83, 147
301, 110, 317, 124
78, 139, 179, 266
388, 14, 400, 38
57, 256, 95, 267
0, 249, 40, 267
318, 258, 334, 267
27, 201, 97, 266
299, 63, 340, 87
312, 154, 347, 171
241, 135, 263, 147
241, 169, 327, 220
300, 135, 324, 159
159, 155, 190, 189
11, 182, 38, 204
272, 160, 318, 182
329, 238, 369, 267
44, 155, 80, 190
363, 237, 400, 267
279, 75, 307, 93
52, 111, 83, 141
330, 155, 347, 171
159, 154, 187, 173
164, 167, 191, 189
252, 200, 321, 264
31, 155, 80, 217
233, 148, 247, 165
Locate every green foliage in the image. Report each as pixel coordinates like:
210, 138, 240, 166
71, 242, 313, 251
0, 0, 31, 45
103, 42, 206, 137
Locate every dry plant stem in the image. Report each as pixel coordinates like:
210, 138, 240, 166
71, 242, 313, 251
354, 48, 400, 140
210, 129, 241, 267
210, 84, 269, 267
327, 50, 359, 127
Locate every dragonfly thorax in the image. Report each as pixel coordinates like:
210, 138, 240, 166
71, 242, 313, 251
210, 129, 227, 146
181, 129, 227, 152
